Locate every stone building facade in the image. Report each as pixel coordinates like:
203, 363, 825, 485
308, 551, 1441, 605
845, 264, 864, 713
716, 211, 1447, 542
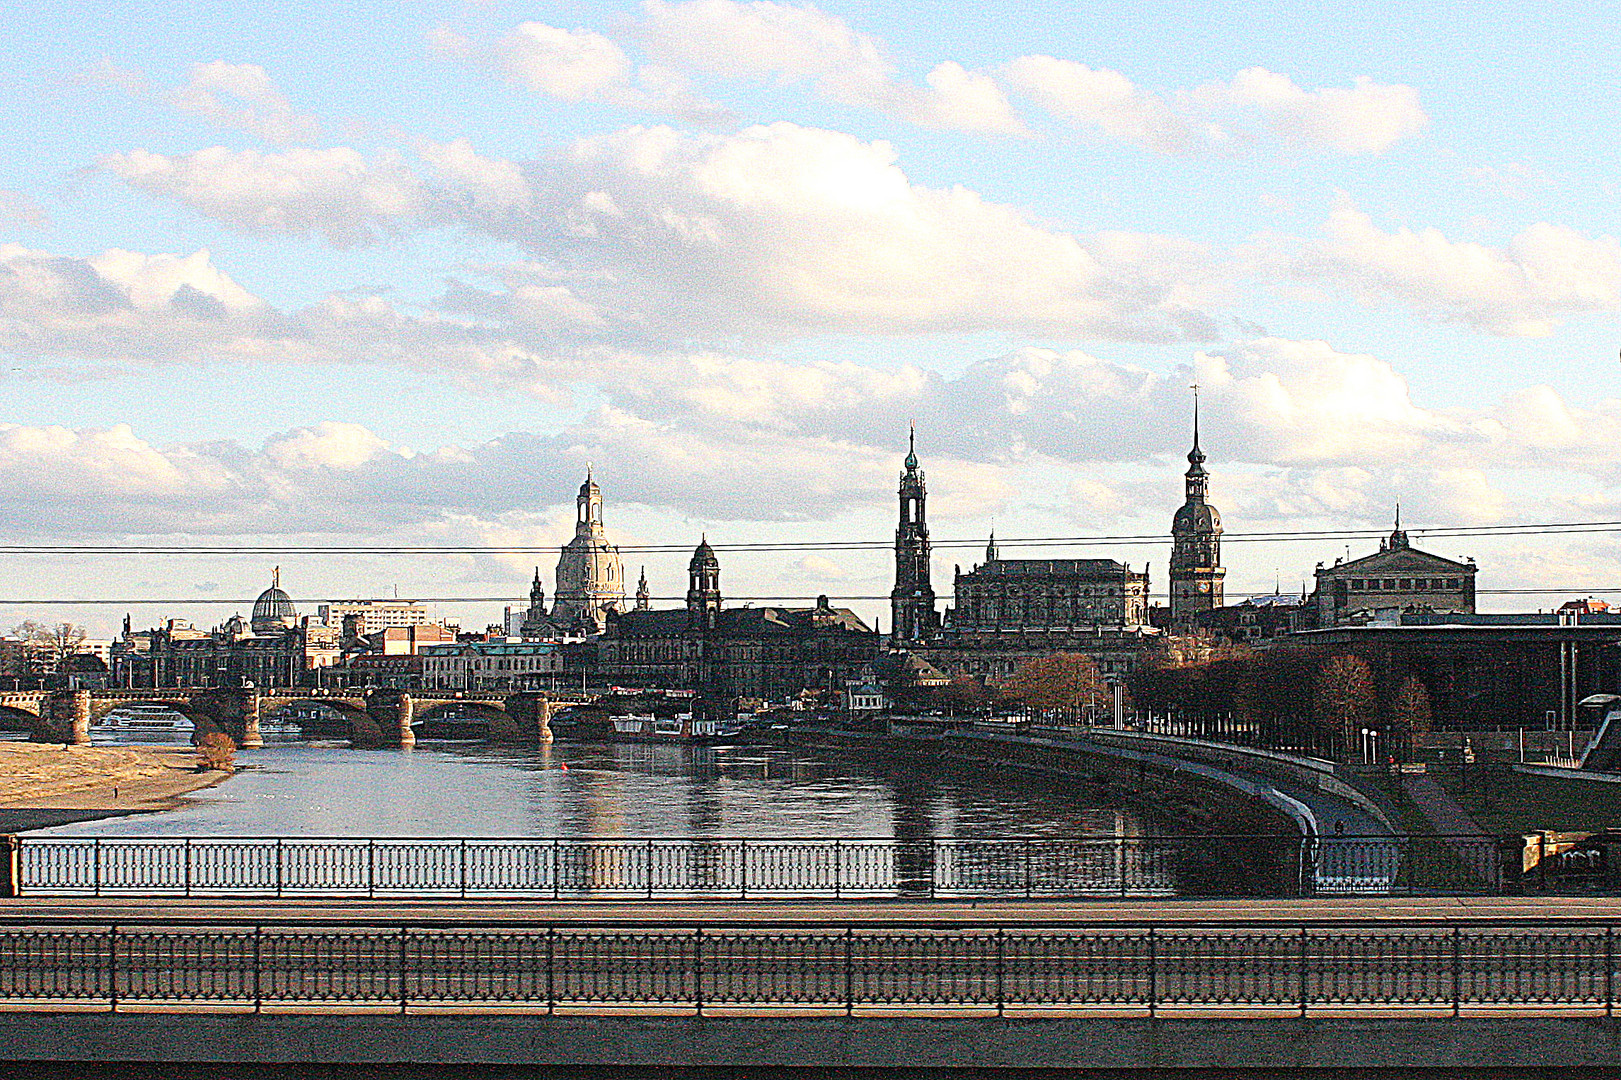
1310, 517, 1477, 628
1168, 396, 1224, 628
890, 426, 939, 644
549, 472, 626, 634
598, 540, 878, 705
951, 547, 1151, 631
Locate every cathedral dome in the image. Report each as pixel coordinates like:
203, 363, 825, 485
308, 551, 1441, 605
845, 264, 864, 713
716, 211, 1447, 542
251, 568, 298, 633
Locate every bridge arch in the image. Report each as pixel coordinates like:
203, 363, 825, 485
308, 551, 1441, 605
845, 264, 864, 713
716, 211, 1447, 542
258, 696, 385, 747
0, 702, 53, 741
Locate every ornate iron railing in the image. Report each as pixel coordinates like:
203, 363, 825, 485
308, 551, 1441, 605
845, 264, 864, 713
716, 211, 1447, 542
11, 833, 1577, 898
0, 918, 1615, 1014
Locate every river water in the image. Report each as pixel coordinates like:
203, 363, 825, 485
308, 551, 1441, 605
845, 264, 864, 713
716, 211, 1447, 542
35, 739, 1161, 839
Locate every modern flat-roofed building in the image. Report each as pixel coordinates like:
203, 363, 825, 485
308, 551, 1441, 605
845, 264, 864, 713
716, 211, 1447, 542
318, 599, 433, 636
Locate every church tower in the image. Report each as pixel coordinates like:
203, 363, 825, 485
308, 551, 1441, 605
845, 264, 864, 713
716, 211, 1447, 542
635, 567, 650, 610
686, 537, 721, 631
1169, 387, 1225, 628
890, 424, 938, 644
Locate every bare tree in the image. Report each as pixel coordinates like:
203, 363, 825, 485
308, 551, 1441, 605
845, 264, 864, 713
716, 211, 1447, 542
1389, 675, 1433, 762
1005, 653, 1109, 725
1313, 654, 1377, 760
9, 621, 89, 674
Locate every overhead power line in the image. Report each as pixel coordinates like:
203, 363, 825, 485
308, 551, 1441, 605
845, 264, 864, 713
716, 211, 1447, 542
0, 587, 1617, 606
1, 518, 1621, 556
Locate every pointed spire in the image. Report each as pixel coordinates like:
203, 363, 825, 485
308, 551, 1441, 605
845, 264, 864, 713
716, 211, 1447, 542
1186, 381, 1207, 475
1389, 499, 1410, 549
904, 420, 919, 472
986, 526, 999, 563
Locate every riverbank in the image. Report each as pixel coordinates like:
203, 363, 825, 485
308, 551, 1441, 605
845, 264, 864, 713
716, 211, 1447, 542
0, 742, 231, 831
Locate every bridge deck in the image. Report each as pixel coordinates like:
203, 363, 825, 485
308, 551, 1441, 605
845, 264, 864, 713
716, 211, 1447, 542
7, 893, 1621, 925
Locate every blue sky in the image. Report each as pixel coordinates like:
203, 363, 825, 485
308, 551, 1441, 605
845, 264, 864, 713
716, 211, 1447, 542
2, 0, 1620, 635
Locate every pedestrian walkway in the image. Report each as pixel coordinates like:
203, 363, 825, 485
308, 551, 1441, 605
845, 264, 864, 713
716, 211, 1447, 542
1403, 771, 1486, 834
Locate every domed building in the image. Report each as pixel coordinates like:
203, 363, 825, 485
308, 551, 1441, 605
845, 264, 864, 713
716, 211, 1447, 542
1169, 391, 1225, 628
251, 567, 299, 634
550, 472, 626, 634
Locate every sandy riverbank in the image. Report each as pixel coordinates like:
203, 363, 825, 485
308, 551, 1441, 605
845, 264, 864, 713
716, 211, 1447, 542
0, 742, 231, 831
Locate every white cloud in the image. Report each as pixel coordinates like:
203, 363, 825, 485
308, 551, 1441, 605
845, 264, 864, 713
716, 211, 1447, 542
102, 146, 425, 247
1003, 55, 1204, 154
494, 22, 630, 100
0, 243, 269, 362
1267, 197, 1621, 335
421, 138, 532, 209
1007, 58, 1424, 156
432, 18, 731, 124
635, 0, 1025, 134
520, 122, 1220, 339
1215, 68, 1427, 155
0, 189, 49, 229
170, 61, 322, 145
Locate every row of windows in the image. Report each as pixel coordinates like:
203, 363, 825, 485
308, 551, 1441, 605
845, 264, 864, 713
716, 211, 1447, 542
1344, 577, 1463, 592
959, 586, 1129, 598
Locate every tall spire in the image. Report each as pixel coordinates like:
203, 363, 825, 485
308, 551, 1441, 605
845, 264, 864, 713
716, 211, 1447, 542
905, 420, 919, 472
1388, 499, 1409, 549
1186, 382, 1207, 476
986, 527, 999, 563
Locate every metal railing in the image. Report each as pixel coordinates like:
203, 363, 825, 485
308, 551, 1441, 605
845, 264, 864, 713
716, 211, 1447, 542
0, 917, 1616, 1015
12, 833, 1577, 898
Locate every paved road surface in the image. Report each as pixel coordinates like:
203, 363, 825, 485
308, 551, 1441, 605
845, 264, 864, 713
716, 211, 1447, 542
6, 894, 1621, 925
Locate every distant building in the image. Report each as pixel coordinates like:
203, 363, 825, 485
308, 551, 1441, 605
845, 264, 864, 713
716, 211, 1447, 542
890, 425, 939, 644
420, 641, 566, 691
250, 568, 298, 634
1169, 391, 1224, 628
369, 623, 458, 656
318, 599, 432, 636
112, 571, 340, 688
1194, 593, 1308, 647
598, 540, 878, 705
1309, 515, 1477, 628
549, 472, 627, 634
951, 547, 1152, 632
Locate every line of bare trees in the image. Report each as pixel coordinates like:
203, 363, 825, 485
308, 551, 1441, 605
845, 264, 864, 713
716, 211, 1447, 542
1130, 641, 1432, 761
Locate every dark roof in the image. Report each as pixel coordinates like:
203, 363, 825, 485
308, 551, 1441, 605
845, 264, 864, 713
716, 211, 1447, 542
963, 559, 1131, 578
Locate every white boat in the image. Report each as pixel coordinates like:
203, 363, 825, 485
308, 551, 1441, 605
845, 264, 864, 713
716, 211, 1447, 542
99, 704, 193, 732
609, 712, 738, 740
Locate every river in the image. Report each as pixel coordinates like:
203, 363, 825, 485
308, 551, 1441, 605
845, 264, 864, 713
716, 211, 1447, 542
34, 738, 1162, 839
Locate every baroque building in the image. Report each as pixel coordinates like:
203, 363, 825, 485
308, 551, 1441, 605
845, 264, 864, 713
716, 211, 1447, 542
598, 539, 878, 706
112, 570, 340, 688
520, 472, 627, 637
1309, 513, 1478, 628
884, 433, 1158, 688
1168, 392, 1224, 628
890, 426, 939, 644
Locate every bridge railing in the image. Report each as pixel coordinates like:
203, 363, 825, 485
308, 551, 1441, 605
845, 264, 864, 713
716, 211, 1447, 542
11, 833, 1563, 898
0, 917, 1616, 1014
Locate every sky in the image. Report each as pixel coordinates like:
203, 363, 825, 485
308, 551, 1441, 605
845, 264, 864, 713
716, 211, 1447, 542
2, 0, 1620, 637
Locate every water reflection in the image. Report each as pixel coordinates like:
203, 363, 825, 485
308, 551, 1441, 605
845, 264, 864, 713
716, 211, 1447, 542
33, 739, 1167, 840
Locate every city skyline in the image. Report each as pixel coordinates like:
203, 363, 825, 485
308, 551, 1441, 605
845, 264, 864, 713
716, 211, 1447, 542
3, 0, 1620, 636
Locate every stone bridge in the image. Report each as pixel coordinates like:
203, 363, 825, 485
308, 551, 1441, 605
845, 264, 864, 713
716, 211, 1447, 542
0, 688, 592, 749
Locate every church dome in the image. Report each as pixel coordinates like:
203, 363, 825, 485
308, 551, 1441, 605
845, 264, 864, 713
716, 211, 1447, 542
251, 569, 298, 633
